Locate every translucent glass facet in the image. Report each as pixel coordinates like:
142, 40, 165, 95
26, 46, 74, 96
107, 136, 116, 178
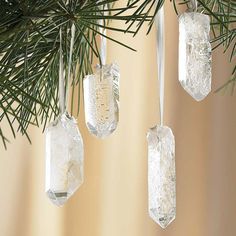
45, 112, 84, 206
147, 125, 176, 228
179, 12, 212, 101
83, 63, 119, 138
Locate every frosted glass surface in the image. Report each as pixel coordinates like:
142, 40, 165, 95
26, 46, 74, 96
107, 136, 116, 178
147, 125, 176, 228
45, 112, 84, 206
83, 63, 119, 138
179, 12, 212, 101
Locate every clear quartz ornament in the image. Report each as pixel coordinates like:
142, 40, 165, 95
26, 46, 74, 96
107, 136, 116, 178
83, 63, 120, 138
45, 26, 84, 206
147, 125, 176, 228
83, 13, 119, 138
147, 7, 176, 229
179, 12, 212, 101
45, 112, 84, 206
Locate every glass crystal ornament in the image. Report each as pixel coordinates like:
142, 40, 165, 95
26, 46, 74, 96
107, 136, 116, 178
83, 63, 120, 138
147, 126, 176, 228
45, 112, 84, 206
179, 12, 212, 101
147, 7, 176, 229
45, 26, 84, 207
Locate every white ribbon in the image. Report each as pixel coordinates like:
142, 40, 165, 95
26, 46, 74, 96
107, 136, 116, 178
100, 26, 107, 66
155, 6, 165, 126
59, 24, 76, 114
65, 24, 76, 108
59, 28, 65, 114
99, 5, 107, 66
189, 0, 198, 12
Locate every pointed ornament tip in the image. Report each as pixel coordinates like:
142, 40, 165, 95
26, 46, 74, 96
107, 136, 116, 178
147, 125, 176, 229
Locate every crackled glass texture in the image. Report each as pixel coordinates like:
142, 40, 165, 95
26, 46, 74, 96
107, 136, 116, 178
147, 125, 176, 229
179, 12, 212, 101
83, 63, 119, 138
45, 112, 84, 206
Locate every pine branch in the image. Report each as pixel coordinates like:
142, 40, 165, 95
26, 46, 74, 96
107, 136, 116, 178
0, 0, 235, 148
0, 0, 154, 147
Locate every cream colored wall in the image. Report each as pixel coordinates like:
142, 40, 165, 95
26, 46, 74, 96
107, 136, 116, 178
0, 1, 236, 236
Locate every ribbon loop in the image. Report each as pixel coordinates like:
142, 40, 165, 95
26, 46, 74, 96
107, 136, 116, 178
59, 24, 76, 114
189, 0, 198, 12
59, 28, 65, 114
65, 23, 76, 108
155, 6, 165, 126
99, 5, 107, 66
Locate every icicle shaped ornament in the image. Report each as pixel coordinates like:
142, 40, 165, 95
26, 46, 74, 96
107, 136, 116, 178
83, 18, 120, 138
147, 6, 176, 229
45, 26, 84, 206
179, 0, 212, 101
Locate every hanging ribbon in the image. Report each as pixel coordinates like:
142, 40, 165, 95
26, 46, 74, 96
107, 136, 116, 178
59, 28, 65, 114
189, 0, 198, 12
100, 5, 107, 66
59, 24, 76, 114
65, 23, 76, 108
155, 6, 165, 126
100, 27, 107, 66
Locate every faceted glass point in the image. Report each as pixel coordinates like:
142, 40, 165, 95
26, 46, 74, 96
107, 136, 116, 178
147, 125, 176, 228
45, 112, 84, 206
83, 63, 120, 138
179, 12, 212, 101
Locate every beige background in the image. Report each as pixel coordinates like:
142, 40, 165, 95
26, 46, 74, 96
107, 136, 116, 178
0, 1, 236, 236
